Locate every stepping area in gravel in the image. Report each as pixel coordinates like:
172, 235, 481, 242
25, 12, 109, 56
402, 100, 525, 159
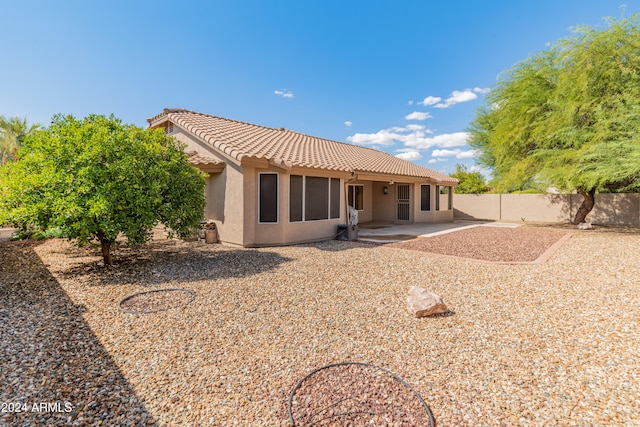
386, 226, 570, 263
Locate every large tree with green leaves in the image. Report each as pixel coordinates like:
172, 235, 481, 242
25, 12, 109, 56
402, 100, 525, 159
0, 114, 206, 265
469, 15, 640, 224
0, 116, 40, 165
450, 164, 489, 194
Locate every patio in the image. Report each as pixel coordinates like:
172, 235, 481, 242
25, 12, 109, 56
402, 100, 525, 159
356, 220, 520, 242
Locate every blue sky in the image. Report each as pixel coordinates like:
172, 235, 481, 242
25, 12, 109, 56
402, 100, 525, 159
2, 0, 638, 177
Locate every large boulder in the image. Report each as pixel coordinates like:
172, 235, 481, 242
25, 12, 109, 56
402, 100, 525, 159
407, 287, 448, 317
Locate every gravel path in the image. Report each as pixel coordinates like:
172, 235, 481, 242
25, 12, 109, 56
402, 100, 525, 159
1, 226, 639, 426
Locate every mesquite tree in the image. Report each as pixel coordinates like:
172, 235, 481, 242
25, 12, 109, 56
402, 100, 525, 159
0, 114, 206, 265
469, 15, 640, 224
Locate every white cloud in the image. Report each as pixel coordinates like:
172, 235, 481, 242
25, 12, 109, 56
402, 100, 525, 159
344, 121, 353, 127
404, 131, 469, 149
434, 90, 478, 108
395, 151, 422, 161
408, 100, 414, 105
469, 165, 492, 179
347, 127, 467, 151
418, 96, 442, 106
431, 148, 480, 158
347, 129, 403, 146
404, 111, 432, 121
428, 158, 448, 164
274, 89, 294, 99
473, 87, 490, 94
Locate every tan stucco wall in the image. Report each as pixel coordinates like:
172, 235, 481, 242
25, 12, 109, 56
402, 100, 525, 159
454, 193, 640, 226
371, 181, 396, 221
246, 167, 350, 246
170, 128, 246, 245
454, 194, 501, 220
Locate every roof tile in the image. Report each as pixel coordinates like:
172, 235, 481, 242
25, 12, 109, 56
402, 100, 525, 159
149, 109, 458, 183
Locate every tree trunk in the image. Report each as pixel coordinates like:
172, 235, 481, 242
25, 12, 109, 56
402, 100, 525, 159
573, 188, 596, 224
101, 240, 113, 266
97, 230, 114, 266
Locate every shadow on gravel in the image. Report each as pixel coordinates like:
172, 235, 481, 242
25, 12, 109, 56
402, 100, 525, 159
56, 243, 293, 287
0, 240, 156, 426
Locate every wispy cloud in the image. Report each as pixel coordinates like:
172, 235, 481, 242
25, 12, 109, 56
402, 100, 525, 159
344, 120, 353, 127
434, 90, 477, 108
418, 96, 442, 106
431, 148, 479, 158
404, 111, 432, 121
274, 89, 294, 99
410, 87, 489, 110
428, 158, 448, 164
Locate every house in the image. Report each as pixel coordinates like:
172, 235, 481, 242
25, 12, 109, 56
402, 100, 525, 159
147, 109, 458, 246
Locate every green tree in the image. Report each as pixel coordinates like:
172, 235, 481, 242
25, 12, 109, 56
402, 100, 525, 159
450, 164, 489, 194
469, 15, 640, 224
0, 116, 40, 165
0, 114, 206, 265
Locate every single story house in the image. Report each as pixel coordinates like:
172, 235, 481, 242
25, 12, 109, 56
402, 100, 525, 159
147, 109, 458, 246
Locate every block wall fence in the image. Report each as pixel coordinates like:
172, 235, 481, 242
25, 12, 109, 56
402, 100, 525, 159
453, 193, 640, 226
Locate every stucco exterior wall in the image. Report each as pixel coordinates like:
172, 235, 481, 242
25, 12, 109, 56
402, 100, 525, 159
454, 193, 640, 226
371, 181, 396, 221
170, 128, 246, 245
246, 168, 350, 246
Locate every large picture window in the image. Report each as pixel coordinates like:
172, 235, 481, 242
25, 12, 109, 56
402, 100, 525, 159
348, 185, 364, 210
420, 184, 431, 211
290, 175, 340, 222
259, 173, 278, 223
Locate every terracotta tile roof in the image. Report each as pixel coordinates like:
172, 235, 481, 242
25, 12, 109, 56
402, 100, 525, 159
148, 109, 458, 183
187, 151, 223, 167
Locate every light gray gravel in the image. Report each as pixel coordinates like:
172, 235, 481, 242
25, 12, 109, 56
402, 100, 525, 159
1, 226, 639, 426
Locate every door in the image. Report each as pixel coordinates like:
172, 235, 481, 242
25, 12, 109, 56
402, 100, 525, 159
397, 184, 410, 221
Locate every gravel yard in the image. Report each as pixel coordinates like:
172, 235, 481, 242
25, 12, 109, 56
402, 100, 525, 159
1, 226, 639, 426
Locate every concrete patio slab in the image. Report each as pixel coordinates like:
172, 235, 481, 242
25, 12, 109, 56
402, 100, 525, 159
356, 220, 521, 243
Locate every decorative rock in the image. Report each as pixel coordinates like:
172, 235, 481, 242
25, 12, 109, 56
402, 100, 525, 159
407, 286, 448, 317
577, 222, 593, 230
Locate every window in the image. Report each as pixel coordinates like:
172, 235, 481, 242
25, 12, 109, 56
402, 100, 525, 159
420, 185, 431, 211
348, 185, 364, 210
259, 173, 278, 223
290, 175, 303, 222
435, 186, 440, 211
290, 175, 341, 222
330, 178, 340, 219
447, 186, 453, 210
305, 177, 329, 221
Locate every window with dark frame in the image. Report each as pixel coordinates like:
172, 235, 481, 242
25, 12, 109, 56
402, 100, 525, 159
259, 173, 278, 223
290, 175, 303, 222
305, 177, 329, 221
330, 178, 340, 219
420, 184, 431, 211
290, 175, 341, 222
